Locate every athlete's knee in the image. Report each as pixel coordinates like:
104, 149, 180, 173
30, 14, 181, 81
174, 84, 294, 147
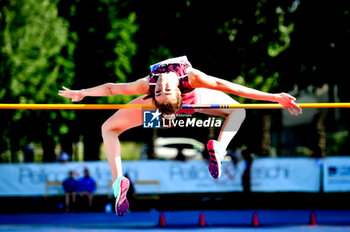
101, 120, 121, 138
101, 122, 110, 138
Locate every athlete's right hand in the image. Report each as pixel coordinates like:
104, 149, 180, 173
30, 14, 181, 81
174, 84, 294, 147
58, 86, 85, 102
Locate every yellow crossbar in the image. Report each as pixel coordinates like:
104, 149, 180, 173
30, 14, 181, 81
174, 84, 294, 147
0, 103, 349, 110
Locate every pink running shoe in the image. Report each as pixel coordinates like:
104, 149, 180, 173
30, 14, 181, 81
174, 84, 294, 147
207, 140, 225, 179
113, 176, 130, 216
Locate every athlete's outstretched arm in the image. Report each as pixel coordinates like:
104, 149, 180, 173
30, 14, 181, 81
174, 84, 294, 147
188, 68, 302, 115
58, 77, 149, 102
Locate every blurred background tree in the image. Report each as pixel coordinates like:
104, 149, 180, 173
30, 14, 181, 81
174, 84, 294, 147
57, 0, 139, 161
0, 0, 76, 162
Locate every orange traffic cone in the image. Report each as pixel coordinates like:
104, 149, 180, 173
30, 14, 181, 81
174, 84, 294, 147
310, 211, 317, 226
199, 212, 206, 227
252, 212, 259, 227
159, 212, 166, 227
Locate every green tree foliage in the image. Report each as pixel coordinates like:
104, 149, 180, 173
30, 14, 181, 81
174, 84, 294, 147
0, 0, 75, 103
97, 0, 139, 105
217, 0, 295, 98
59, 0, 139, 160
103, 0, 138, 83
0, 0, 76, 161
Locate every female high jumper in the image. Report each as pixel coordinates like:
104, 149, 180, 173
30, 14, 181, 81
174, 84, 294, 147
59, 56, 302, 216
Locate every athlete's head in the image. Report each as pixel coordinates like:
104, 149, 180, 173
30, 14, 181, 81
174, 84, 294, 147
154, 72, 183, 115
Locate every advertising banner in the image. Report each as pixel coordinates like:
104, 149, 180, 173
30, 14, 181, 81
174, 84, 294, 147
0, 158, 322, 196
323, 157, 350, 192
251, 158, 321, 192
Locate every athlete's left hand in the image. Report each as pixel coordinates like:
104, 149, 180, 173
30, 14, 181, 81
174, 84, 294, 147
275, 92, 302, 116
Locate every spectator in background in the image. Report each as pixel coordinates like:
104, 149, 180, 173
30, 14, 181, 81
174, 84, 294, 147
227, 147, 242, 168
57, 149, 70, 163
62, 171, 78, 212
78, 168, 96, 209
242, 149, 253, 193
23, 142, 34, 162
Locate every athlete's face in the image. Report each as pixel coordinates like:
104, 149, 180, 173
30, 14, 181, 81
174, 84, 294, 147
154, 72, 180, 104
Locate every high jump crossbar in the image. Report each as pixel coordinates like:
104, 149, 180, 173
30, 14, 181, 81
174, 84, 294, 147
0, 103, 349, 110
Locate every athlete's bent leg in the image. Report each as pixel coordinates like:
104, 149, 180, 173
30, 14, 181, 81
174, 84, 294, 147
197, 89, 246, 178
101, 96, 153, 215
